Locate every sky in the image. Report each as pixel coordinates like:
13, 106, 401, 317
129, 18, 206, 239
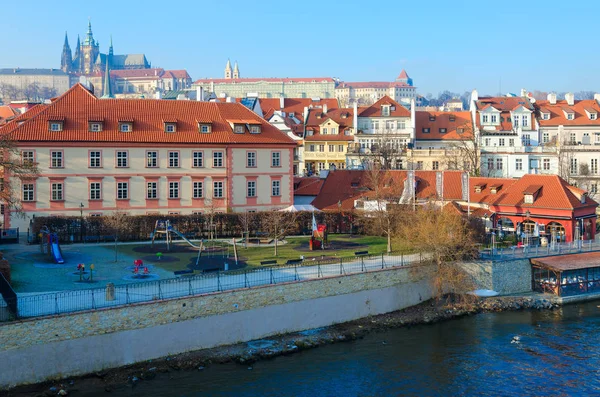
1, 0, 598, 96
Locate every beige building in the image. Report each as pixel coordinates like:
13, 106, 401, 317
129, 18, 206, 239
0, 68, 72, 100
87, 68, 192, 97
335, 70, 417, 107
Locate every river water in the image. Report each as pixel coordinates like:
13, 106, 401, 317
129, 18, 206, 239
77, 301, 600, 397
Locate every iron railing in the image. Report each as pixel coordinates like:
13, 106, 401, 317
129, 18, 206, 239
480, 239, 600, 261
1, 251, 427, 322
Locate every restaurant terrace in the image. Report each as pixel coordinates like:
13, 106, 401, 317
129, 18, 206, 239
531, 252, 600, 297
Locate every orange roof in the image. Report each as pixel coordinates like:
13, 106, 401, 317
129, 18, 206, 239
536, 99, 600, 126
0, 84, 296, 146
475, 96, 536, 133
305, 107, 354, 140
0, 106, 17, 120
415, 111, 473, 140
357, 96, 410, 118
259, 98, 338, 116
337, 81, 413, 89
397, 69, 409, 79
293, 177, 325, 196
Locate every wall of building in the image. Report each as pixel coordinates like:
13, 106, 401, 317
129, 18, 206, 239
194, 81, 336, 99
460, 258, 532, 295
0, 264, 434, 388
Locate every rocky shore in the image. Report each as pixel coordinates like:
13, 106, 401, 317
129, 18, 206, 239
1, 295, 559, 396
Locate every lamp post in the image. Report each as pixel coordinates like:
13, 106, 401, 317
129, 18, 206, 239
79, 202, 84, 243
337, 200, 342, 233
524, 210, 530, 246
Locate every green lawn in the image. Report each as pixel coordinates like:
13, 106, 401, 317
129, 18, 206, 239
114, 234, 391, 271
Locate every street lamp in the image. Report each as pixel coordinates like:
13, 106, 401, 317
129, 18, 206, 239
337, 200, 342, 233
79, 202, 84, 243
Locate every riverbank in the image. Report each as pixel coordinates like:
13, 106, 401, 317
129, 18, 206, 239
1, 295, 559, 396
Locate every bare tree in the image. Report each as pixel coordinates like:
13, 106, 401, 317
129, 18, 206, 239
0, 84, 21, 102
357, 129, 406, 170
260, 210, 298, 256
446, 121, 482, 176
104, 211, 131, 262
395, 204, 479, 301
238, 210, 256, 249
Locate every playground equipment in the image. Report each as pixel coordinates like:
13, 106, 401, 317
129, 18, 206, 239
76, 263, 94, 282
309, 215, 327, 251
40, 226, 65, 264
151, 220, 206, 266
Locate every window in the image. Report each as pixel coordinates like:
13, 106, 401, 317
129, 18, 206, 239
513, 115, 519, 126
116, 151, 128, 167
247, 181, 256, 197
22, 183, 34, 201
272, 180, 281, 196
398, 120, 406, 129
319, 145, 325, 152
169, 182, 179, 199
522, 116, 528, 127
146, 151, 158, 168
487, 158, 494, 170
592, 184, 598, 194
168, 151, 179, 167
119, 123, 131, 132
485, 138, 491, 146
331, 127, 337, 134
247, 152, 256, 167
567, 113, 574, 120
213, 181, 223, 198
439, 128, 447, 134
499, 138, 505, 146
522, 134, 531, 146
51, 151, 63, 168
509, 139, 515, 146
51, 183, 63, 201
570, 158, 578, 175
90, 182, 101, 200
432, 161, 439, 170
591, 113, 598, 121
422, 128, 430, 133
272, 152, 281, 167
117, 182, 128, 199
524, 194, 534, 204
592, 159, 598, 174
193, 182, 203, 198
416, 161, 423, 170
21, 151, 34, 165
496, 158, 503, 170
515, 159, 523, 170
193, 151, 203, 167
491, 115, 497, 123
49, 122, 63, 131
382, 106, 390, 116
147, 182, 157, 199
338, 145, 344, 152
89, 123, 102, 132
329, 145, 334, 152
234, 125, 245, 134
542, 113, 549, 120
570, 133, 577, 144
309, 145, 315, 152
89, 151, 101, 168
165, 123, 176, 133
200, 124, 211, 133
213, 151, 224, 167
322, 128, 328, 135
543, 158, 550, 171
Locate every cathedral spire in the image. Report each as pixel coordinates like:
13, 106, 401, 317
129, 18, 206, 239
224, 59, 232, 79
101, 60, 113, 99
84, 19, 95, 46
61, 32, 72, 73
233, 61, 239, 79
109, 35, 113, 56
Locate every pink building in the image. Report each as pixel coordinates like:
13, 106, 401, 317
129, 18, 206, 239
0, 84, 296, 229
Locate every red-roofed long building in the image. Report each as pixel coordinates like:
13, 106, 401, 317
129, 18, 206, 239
0, 84, 296, 229
335, 70, 416, 107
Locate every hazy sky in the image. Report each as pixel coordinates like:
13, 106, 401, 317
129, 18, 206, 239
1, 0, 598, 96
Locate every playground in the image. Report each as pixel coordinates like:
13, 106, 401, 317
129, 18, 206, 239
3, 219, 388, 293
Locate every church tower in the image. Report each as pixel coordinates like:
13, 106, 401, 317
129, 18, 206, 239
80, 20, 100, 75
60, 32, 72, 73
233, 61, 239, 79
224, 59, 232, 79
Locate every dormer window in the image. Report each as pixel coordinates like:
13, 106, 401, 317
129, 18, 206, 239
474, 184, 486, 193
491, 115, 497, 123
490, 185, 501, 194
429, 115, 436, 121
422, 128, 430, 133
591, 113, 597, 120
542, 112, 550, 120
164, 123, 176, 133
524, 194, 534, 204
288, 112, 295, 118
482, 115, 488, 123
439, 128, 447, 134
199, 123, 212, 133
119, 122, 132, 132
250, 125, 261, 134
567, 113, 574, 120
88, 122, 103, 132
234, 124, 245, 134
49, 121, 63, 131
449, 115, 456, 122
581, 193, 588, 204
457, 128, 464, 134
381, 105, 390, 116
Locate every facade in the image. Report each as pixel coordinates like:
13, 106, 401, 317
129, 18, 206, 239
335, 70, 417, 107
0, 68, 71, 99
193, 61, 336, 99
0, 84, 295, 230
536, 93, 600, 196
472, 91, 556, 178
87, 68, 192, 97
347, 96, 415, 170
61, 22, 150, 75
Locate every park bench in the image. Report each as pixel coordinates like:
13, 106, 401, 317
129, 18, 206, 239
354, 250, 369, 256
286, 259, 303, 265
174, 269, 194, 276
260, 260, 278, 266
203, 267, 221, 273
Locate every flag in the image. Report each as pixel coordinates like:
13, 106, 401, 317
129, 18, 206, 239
312, 213, 318, 233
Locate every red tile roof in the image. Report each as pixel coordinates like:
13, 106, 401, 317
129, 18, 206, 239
397, 69, 409, 79
337, 82, 413, 89
305, 107, 354, 140
259, 98, 338, 118
293, 177, 325, 196
194, 77, 335, 84
475, 96, 536, 133
415, 111, 473, 141
536, 99, 600, 126
0, 84, 296, 146
357, 96, 410, 118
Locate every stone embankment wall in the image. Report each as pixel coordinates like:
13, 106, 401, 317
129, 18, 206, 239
0, 264, 434, 388
460, 258, 532, 295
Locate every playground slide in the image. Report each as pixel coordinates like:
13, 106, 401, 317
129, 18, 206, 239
170, 229, 202, 249
51, 242, 65, 264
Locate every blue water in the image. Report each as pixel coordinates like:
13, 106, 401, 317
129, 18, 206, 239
76, 302, 600, 396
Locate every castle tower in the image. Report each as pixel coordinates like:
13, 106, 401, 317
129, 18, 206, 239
60, 32, 72, 73
233, 61, 239, 79
224, 59, 232, 79
101, 60, 114, 99
80, 20, 100, 75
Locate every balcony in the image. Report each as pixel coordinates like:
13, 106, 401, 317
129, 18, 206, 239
481, 146, 557, 154
560, 143, 600, 152
303, 151, 347, 161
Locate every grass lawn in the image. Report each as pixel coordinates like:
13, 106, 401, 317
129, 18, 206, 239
113, 234, 391, 271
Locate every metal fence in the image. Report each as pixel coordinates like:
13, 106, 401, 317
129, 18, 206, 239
0, 252, 427, 322
480, 239, 600, 261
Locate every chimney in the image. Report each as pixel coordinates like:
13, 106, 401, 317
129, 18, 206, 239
353, 101, 358, 134
595, 93, 600, 105
548, 93, 557, 105
279, 95, 285, 110
155, 91, 162, 99
303, 106, 309, 124
410, 98, 416, 144
226, 96, 235, 103
323, 103, 328, 114
470, 89, 479, 108
210, 81, 215, 93
565, 92, 575, 106
196, 86, 204, 102
520, 88, 527, 97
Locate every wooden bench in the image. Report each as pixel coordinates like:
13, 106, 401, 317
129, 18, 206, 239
174, 269, 194, 275
286, 259, 303, 265
355, 250, 369, 256
260, 260, 278, 266
203, 267, 221, 273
